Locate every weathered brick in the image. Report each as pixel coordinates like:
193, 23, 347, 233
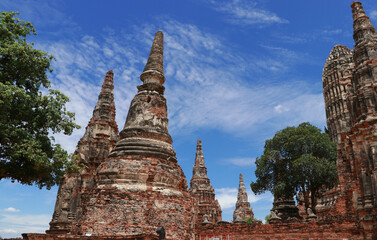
188, 140, 222, 226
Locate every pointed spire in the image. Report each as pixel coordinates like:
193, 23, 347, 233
195, 139, 205, 166
77, 70, 118, 167
237, 174, 248, 202
101, 70, 114, 93
233, 173, 254, 222
351, 2, 377, 48
190, 139, 208, 179
109, 31, 175, 159
93, 70, 116, 122
351, 2, 377, 69
189, 139, 222, 225
48, 70, 119, 234
351, 2, 367, 21
140, 31, 165, 85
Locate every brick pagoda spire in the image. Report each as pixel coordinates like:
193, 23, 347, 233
351, 1, 377, 122
313, 45, 354, 218
188, 140, 222, 225
233, 173, 254, 222
316, 2, 377, 235
47, 70, 119, 234
348, 0, 377, 212
322, 45, 354, 143
77, 31, 194, 240
77, 70, 119, 171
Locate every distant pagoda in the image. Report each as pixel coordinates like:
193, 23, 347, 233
188, 140, 222, 225
233, 173, 254, 222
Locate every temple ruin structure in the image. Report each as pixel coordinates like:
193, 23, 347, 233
45, 31, 196, 240
75, 31, 195, 239
188, 140, 222, 225
18, 1, 377, 240
47, 70, 119, 234
319, 2, 377, 229
232, 174, 254, 222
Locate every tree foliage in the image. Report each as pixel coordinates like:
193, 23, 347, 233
0, 11, 80, 189
243, 217, 260, 225
250, 122, 338, 212
264, 214, 271, 224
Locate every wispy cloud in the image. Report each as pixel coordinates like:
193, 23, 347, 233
272, 27, 348, 45
322, 29, 342, 35
274, 34, 308, 44
260, 45, 302, 62
0, 214, 50, 238
370, 10, 377, 20
224, 158, 256, 166
38, 18, 326, 153
215, 187, 266, 210
0, 207, 20, 213
208, 0, 288, 25
161, 20, 325, 134
38, 33, 143, 153
0, 0, 79, 33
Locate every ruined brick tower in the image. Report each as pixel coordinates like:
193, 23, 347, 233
347, 0, 377, 216
232, 173, 254, 222
74, 31, 194, 240
188, 140, 222, 225
47, 71, 119, 234
323, 45, 354, 143
321, 1, 377, 235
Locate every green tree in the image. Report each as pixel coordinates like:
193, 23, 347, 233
243, 217, 260, 225
264, 214, 271, 224
250, 122, 337, 213
0, 11, 80, 189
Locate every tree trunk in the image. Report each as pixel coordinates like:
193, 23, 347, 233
303, 188, 309, 211
310, 190, 317, 214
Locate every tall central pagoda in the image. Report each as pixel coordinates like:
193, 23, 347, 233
61, 31, 195, 240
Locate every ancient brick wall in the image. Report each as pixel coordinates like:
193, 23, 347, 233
196, 221, 367, 240
20, 233, 158, 240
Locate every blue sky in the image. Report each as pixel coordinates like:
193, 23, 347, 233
1, 0, 377, 238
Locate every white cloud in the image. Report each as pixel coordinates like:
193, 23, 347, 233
1, 214, 50, 226
209, 0, 288, 25
0, 0, 78, 32
274, 104, 288, 113
2, 229, 17, 233
216, 187, 238, 209
224, 158, 256, 166
215, 187, 264, 210
161, 20, 325, 134
273, 27, 349, 45
0, 214, 50, 238
34, 18, 325, 153
247, 190, 263, 203
1, 207, 20, 213
261, 45, 301, 61
275, 34, 308, 44
322, 29, 342, 35
370, 10, 377, 20
37, 33, 142, 153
